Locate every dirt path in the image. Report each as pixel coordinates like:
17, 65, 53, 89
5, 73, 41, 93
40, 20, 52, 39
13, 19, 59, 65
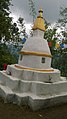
0, 98, 67, 119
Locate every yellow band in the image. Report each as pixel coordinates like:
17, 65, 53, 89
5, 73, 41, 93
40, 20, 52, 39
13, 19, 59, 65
15, 65, 54, 72
19, 51, 52, 58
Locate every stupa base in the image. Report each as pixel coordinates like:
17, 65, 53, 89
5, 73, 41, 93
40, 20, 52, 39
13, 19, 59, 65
0, 68, 67, 110
6, 64, 61, 82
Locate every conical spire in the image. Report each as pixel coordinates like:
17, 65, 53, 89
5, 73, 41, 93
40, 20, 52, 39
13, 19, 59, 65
32, 9, 46, 31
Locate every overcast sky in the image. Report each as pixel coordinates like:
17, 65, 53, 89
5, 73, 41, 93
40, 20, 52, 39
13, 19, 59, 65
10, 0, 67, 33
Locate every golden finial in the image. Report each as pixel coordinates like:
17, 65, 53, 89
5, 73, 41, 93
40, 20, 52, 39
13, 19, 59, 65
32, 9, 46, 31
38, 8, 43, 17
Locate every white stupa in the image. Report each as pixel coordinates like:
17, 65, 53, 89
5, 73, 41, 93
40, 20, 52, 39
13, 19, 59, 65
14, 9, 60, 82
18, 10, 51, 70
0, 9, 67, 111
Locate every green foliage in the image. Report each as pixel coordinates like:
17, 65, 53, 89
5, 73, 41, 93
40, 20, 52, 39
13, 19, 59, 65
10, 22, 20, 42
0, 0, 26, 42
0, 43, 17, 70
44, 7, 67, 77
44, 24, 67, 77
44, 28, 57, 55
17, 17, 26, 37
56, 7, 67, 77
28, 0, 36, 22
52, 49, 67, 77
44, 28, 57, 41
60, 52, 67, 77
58, 7, 67, 27
0, 0, 12, 40
58, 7, 67, 44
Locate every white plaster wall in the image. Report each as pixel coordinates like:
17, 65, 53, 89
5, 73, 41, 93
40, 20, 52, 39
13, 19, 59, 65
6, 65, 61, 82
33, 30, 44, 37
21, 36, 51, 54
6, 65, 23, 79
33, 69, 60, 82
20, 80, 32, 92
0, 71, 19, 90
0, 71, 6, 85
19, 55, 51, 69
6, 77, 19, 90
31, 81, 67, 95
22, 70, 34, 81
1, 69, 67, 98
28, 94, 67, 111
18, 30, 51, 69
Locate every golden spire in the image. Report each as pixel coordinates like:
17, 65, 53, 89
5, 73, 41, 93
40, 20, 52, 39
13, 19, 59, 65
32, 9, 46, 31
38, 8, 43, 17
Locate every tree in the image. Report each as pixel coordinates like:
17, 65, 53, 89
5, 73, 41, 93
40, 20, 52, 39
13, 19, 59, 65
17, 17, 26, 37
44, 7, 67, 77
48, 7, 67, 77
57, 7, 67, 76
0, 43, 17, 70
58, 7, 67, 44
28, 0, 36, 23
44, 25, 67, 76
44, 28, 57, 55
10, 22, 19, 42
58, 7, 67, 27
0, 0, 12, 41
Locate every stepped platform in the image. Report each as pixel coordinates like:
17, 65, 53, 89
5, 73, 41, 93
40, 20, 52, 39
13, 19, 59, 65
0, 70, 67, 110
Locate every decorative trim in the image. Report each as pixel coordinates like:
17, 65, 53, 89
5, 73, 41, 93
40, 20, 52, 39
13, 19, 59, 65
32, 27, 45, 31
19, 51, 52, 58
15, 65, 54, 72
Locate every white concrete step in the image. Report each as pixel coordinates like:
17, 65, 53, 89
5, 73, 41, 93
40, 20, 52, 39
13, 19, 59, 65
0, 84, 14, 103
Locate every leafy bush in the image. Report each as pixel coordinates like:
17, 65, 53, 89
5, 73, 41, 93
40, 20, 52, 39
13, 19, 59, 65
0, 43, 17, 70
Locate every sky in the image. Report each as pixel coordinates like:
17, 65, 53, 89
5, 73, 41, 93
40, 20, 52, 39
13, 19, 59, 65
10, 0, 67, 33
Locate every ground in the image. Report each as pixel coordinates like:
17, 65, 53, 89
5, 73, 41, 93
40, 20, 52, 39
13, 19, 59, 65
0, 98, 67, 119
